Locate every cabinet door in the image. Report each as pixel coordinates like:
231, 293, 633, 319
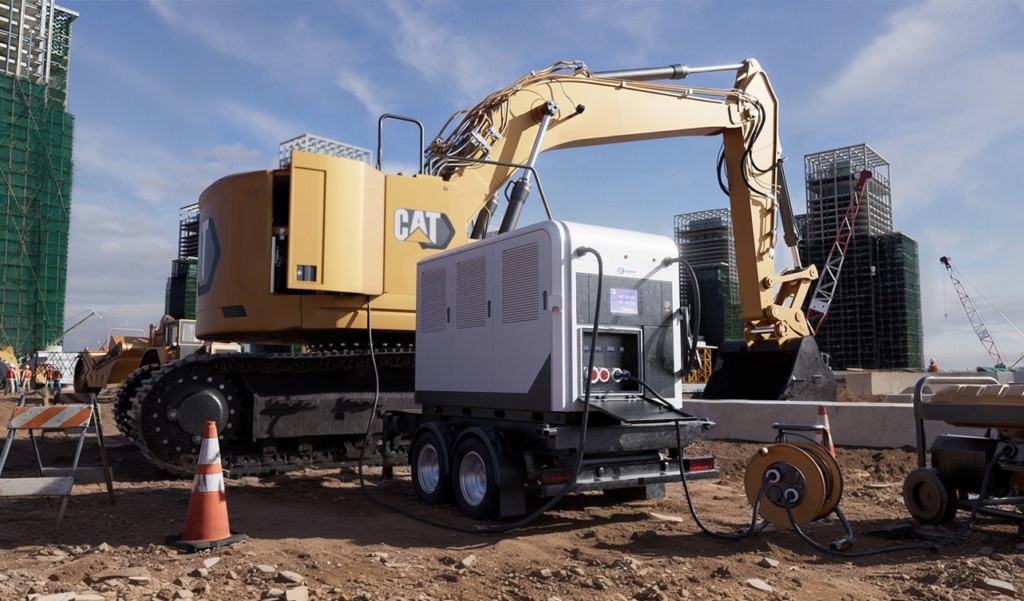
415, 261, 451, 397
491, 230, 553, 411
450, 245, 493, 408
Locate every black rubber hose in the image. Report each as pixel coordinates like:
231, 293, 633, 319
678, 257, 701, 376
675, 419, 769, 540
783, 445, 1015, 557
660, 256, 700, 376
357, 247, 605, 533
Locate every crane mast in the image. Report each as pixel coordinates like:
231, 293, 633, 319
939, 256, 1005, 369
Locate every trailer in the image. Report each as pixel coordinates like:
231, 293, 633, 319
382, 221, 718, 518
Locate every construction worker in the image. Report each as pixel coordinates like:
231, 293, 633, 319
50, 367, 62, 394
4, 365, 17, 394
928, 358, 939, 373
19, 364, 31, 392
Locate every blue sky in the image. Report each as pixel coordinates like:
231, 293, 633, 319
58, 0, 1024, 371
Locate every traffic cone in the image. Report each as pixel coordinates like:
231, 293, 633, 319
814, 405, 836, 458
167, 421, 247, 552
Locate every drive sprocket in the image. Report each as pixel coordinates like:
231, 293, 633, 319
127, 356, 246, 476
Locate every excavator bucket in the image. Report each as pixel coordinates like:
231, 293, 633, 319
702, 337, 836, 403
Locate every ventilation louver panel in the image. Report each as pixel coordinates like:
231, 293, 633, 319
419, 267, 447, 333
456, 257, 488, 329
502, 243, 539, 323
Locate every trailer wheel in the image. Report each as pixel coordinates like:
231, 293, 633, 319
452, 437, 499, 519
903, 467, 958, 525
411, 431, 452, 505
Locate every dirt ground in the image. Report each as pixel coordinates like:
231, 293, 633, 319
0, 392, 1021, 601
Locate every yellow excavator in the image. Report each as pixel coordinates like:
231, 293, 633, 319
124, 58, 833, 476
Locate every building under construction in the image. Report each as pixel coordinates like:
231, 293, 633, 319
800, 144, 923, 370
164, 204, 199, 320
0, 1, 78, 360
673, 209, 743, 349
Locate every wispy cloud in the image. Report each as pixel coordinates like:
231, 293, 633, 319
336, 68, 388, 117
802, 0, 1024, 214
216, 101, 306, 150
380, 0, 513, 104
75, 124, 268, 205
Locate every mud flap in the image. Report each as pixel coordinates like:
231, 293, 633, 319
702, 337, 836, 402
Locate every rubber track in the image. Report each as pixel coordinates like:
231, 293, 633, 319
114, 363, 158, 441
125, 350, 413, 478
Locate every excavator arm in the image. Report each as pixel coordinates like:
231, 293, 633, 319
427, 59, 815, 346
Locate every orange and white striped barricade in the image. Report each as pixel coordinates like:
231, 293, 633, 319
0, 393, 115, 527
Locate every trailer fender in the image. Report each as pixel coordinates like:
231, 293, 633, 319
413, 422, 460, 476
453, 426, 525, 487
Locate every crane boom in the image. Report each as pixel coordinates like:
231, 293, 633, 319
939, 256, 1005, 368
806, 170, 872, 336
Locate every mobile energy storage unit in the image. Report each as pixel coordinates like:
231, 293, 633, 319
384, 220, 718, 519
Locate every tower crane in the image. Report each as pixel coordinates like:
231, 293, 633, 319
939, 256, 1023, 370
806, 169, 873, 336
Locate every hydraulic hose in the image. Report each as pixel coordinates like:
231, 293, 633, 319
782, 445, 1016, 557
357, 247, 605, 533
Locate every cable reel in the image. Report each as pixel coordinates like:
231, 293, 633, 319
744, 441, 844, 528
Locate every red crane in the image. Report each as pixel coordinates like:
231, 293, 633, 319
939, 256, 1020, 369
807, 169, 873, 336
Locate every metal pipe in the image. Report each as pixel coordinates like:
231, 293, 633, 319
376, 114, 425, 174
593, 62, 745, 82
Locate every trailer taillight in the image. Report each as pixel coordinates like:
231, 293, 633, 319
541, 468, 573, 485
683, 456, 715, 472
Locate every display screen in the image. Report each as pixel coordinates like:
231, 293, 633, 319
609, 288, 638, 315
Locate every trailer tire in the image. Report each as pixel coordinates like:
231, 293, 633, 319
411, 431, 453, 505
453, 437, 499, 519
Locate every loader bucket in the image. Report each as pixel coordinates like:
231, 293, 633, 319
701, 337, 836, 402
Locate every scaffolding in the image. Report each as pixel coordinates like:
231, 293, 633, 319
164, 205, 200, 320
178, 203, 199, 259
801, 144, 921, 370
278, 134, 371, 168
0, 1, 77, 360
874, 233, 924, 369
165, 257, 198, 320
674, 209, 743, 348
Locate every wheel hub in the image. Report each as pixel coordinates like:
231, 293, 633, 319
417, 443, 441, 494
459, 451, 488, 507
175, 389, 230, 436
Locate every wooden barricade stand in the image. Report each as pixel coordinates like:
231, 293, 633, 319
0, 392, 115, 526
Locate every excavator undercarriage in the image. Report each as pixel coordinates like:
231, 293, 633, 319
122, 343, 414, 477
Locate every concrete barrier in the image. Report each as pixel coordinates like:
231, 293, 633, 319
839, 370, 1021, 395
686, 399, 984, 449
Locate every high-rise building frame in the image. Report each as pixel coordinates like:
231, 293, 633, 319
674, 209, 743, 347
801, 143, 922, 369
0, 1, 78, 358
